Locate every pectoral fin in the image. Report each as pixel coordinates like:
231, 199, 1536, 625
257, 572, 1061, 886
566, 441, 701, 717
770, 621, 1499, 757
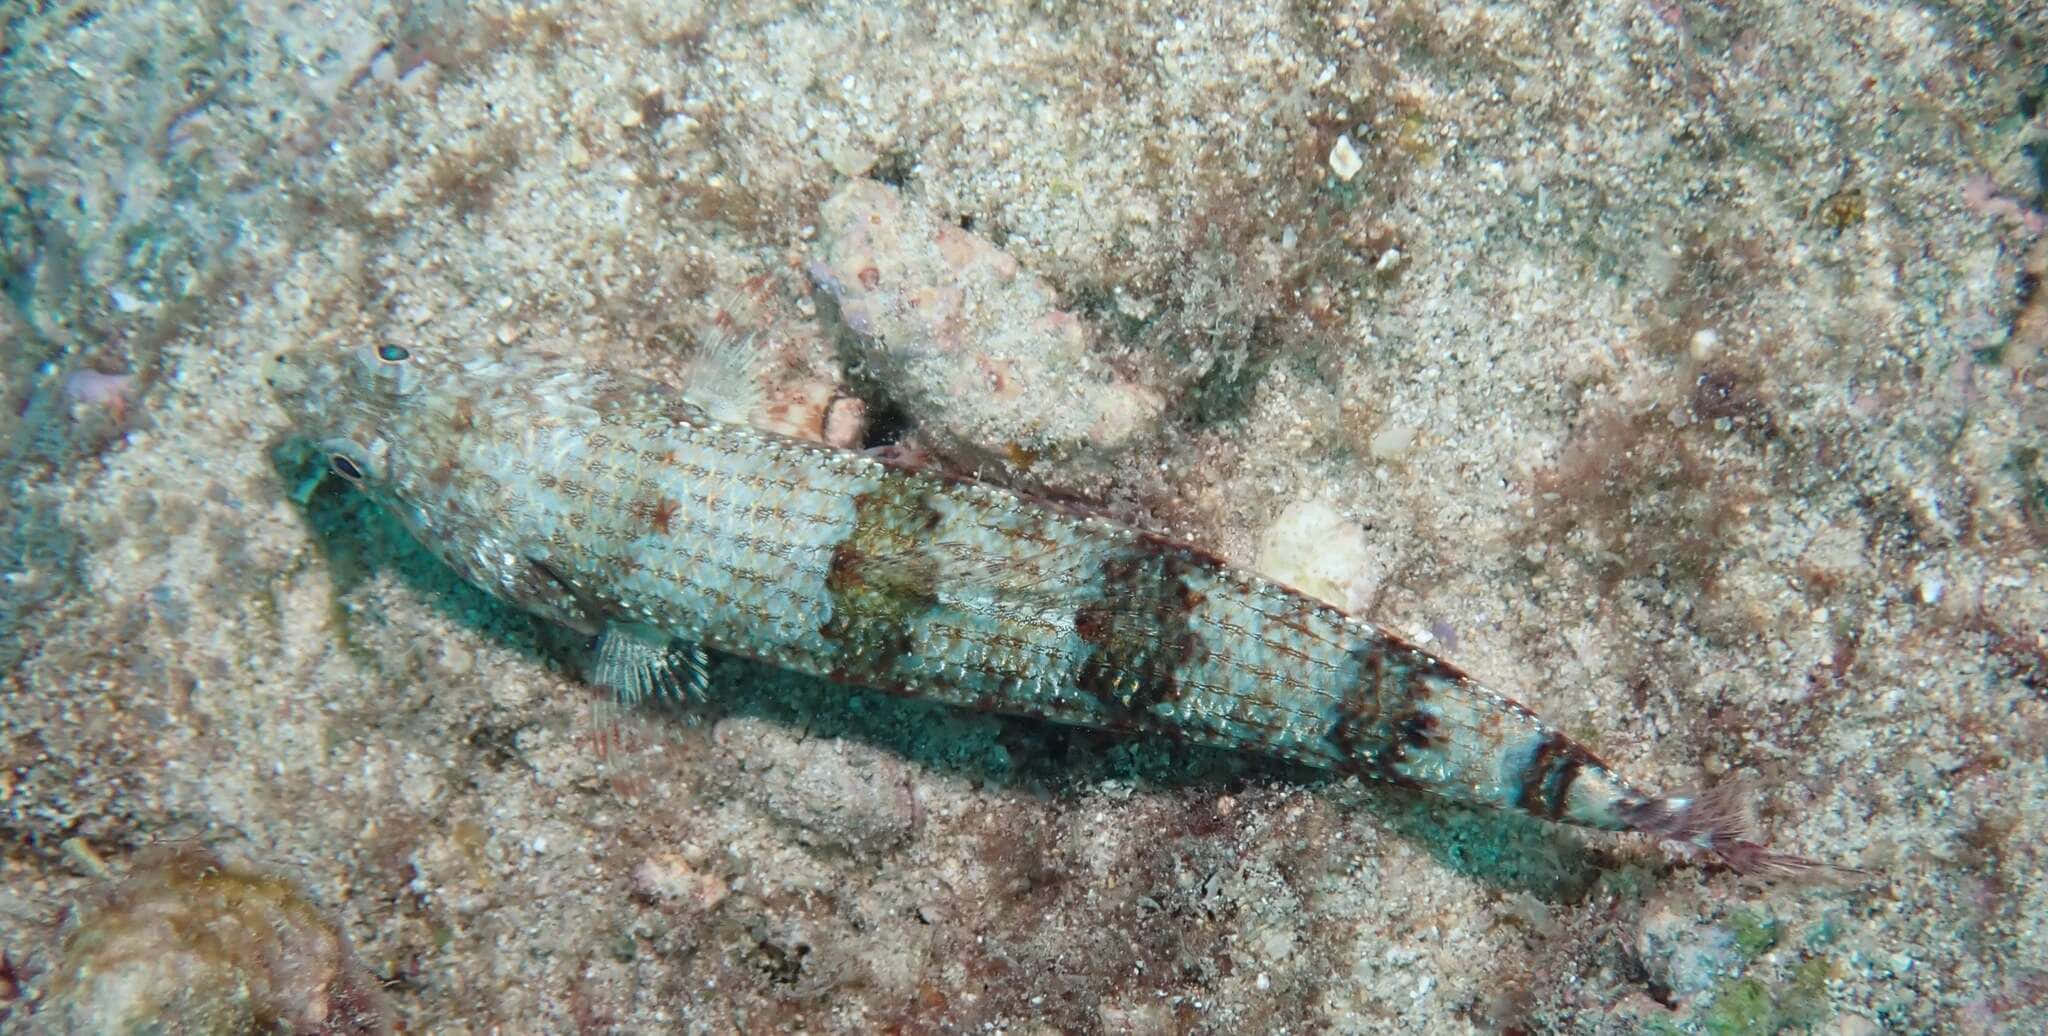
591, 622, 710, 706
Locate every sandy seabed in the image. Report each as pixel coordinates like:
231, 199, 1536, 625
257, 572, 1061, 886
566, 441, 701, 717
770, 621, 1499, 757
3, 2, 2045, 1032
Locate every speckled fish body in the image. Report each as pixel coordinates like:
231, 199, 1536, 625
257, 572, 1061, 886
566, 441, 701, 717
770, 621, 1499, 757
272, 344, 1800, 867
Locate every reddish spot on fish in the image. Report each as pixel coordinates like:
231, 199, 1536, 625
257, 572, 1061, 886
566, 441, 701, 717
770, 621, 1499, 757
647, 496, 681, 534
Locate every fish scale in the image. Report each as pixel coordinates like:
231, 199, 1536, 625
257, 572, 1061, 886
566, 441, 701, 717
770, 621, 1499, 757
272, 342, 1811, 872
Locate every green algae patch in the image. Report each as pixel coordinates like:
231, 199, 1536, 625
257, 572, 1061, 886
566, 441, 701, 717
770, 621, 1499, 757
1726, 909, 1783, 960
1700, 977, 1776, 1036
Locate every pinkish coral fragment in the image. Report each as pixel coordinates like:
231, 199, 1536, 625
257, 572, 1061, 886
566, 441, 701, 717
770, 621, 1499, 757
811, 179, 1162, 475
1963, 175, 2048, 236
63, 369, 136, 422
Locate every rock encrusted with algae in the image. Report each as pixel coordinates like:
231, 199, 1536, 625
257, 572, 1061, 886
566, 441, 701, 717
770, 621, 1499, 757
36, 848, 390, 1035
714, 716, 920, 857
811, 179, 1164, 476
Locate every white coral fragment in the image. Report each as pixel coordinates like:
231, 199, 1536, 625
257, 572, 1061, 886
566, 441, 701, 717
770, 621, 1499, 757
1329, 134, 1364, 181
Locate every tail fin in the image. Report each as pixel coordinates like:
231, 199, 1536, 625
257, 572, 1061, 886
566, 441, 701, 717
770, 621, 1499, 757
1619, 782, 1838, 877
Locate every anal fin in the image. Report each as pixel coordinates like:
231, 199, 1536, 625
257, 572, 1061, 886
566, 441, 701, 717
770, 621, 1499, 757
592, 622, 710, 707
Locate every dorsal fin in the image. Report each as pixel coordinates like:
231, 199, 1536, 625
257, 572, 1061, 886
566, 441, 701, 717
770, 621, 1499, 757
679, 322, 772, 428
679, 282, 867, 448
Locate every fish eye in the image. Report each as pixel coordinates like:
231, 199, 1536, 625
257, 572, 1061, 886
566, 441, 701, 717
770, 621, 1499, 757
330, 454, 365, 480
376, 344, 411, 363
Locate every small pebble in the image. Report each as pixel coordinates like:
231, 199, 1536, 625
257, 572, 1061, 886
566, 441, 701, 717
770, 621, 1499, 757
1369, 421, 1416, 460
1916, 573, 1943, 605
1329, 134, 1363, 181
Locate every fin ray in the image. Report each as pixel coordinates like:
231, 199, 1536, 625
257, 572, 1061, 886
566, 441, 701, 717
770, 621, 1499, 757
592, 623, 710, 706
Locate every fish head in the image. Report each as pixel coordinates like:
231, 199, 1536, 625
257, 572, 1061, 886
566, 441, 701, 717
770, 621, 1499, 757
267, 341, 442, 492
